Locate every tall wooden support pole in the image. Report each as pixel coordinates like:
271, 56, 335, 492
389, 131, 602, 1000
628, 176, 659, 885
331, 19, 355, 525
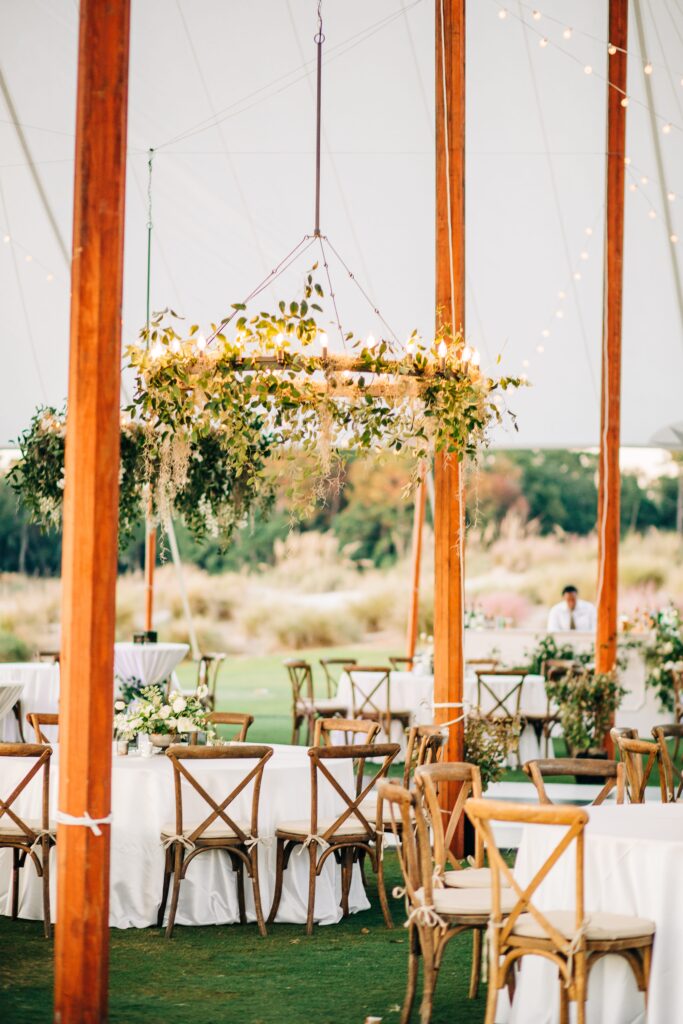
434, 0, 466, 846
406, 465, 427, 663
54, 2, 130, 1021
596, 0, 628, 718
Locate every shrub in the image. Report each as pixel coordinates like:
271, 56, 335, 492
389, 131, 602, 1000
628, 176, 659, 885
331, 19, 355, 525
0, 631, 30, 662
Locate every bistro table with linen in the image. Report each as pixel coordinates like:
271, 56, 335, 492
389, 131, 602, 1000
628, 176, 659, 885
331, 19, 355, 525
0, 742, 368, 928
114, 642, 190, 690
0, 662, 59, 742
501, 804, 683, 1024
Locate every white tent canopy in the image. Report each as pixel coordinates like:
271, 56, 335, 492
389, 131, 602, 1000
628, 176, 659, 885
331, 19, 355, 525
0, 0, 682, 448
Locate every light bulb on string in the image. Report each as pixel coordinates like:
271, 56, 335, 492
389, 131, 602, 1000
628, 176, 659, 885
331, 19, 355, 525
644, 62, 653, 75
624, 156, 631, 166
555, 310, 564, 319
671, 234, 679, 244
2, 235, 9, 243
46, 273, 53, 282
621, 97, 629, 108
539, 37, 548, 48
531, 9, 541, 20
580, 250, 589, 261
584, 227, 593, 237
498, 8, 508, 19
648, 209, 657, 220
470, 349, 481, 367
541, 329, 550, 338
558, 290, 566, 300
24, 254, 32, 263
573, 271, 582, 280
536, 344, 545, 353
663, 122, 672, 135
628, 183, 637, 192
608, 44, 617, 55
584, 65, 593, 75
522, 359, 530, 368
563, 27, 572, 40
668, 192, 676, 202
640, 176, 648, 185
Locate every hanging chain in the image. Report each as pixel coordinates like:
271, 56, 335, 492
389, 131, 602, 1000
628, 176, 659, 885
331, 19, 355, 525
314, 1, 324, 235
145, 147, 155, 347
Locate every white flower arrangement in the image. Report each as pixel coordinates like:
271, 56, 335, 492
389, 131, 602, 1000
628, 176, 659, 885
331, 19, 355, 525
643, 603, 683, 712
114, 685, 213, 741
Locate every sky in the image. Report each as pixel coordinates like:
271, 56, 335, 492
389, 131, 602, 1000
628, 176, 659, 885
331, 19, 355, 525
1, 0, 682, 450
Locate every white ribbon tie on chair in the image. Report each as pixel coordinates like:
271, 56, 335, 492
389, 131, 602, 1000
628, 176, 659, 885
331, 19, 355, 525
297, 834, 330, 854
161, 833, 195, 852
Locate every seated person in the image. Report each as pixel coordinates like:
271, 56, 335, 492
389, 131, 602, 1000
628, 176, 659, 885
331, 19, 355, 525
547, 585, 596, 632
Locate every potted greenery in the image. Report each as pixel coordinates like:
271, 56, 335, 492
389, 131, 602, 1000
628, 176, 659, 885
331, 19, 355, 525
545, 668, 626, 762
463, 715, 520, 854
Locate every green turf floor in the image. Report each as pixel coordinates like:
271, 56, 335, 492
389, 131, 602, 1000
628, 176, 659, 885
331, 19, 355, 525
0, 853, 486, 1024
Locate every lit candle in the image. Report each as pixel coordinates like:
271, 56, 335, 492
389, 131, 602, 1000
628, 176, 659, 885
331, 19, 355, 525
195, 333, 207, 353
461, 344, 472, 366
406, 337, 415, 362
437, 339, 448, 369
170, 338, 181, 354
320, 331, 329, 361
365, 333, 376, 351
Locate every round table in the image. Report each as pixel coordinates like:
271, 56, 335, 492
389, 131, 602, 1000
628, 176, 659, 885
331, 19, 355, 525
336, 670, 434, 755
0, 663, 59, 742
0, 743, 368, 929
114, 642, 190, 689
505, 804, 683, 1024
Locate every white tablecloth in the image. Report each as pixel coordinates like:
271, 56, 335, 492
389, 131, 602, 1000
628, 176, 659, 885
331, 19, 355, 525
0, 663, 59, 742
336, 670, 433, 753
464, 671, 549, 763
0, 683, 23, 730
114, 643, 190, 689
505, 804, 683, 1024
0, 743, 369, 929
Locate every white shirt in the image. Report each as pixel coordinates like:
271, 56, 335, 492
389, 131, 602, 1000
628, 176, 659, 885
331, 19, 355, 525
547, 598, 597, 632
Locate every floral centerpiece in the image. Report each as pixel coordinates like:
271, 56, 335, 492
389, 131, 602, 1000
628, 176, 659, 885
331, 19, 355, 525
525, 634, 594, 676
114, 685, 212, 746
643, 604, 683, 712
545, 668, 625, 755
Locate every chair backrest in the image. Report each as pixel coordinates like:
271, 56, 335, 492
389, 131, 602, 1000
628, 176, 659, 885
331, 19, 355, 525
414, 761, 483, 871
346, 666, 392, 729
35, 650, 60, 664
0, 743, 52, 844
611, 733, 666, 803
389, 656, 413, 672
28, 712, 58, 745
196, 652, 226, 704
652, 724, 683, 801
319, 657, 356, 697
465, 797, 588, 953
285, 660, 314, 705
206, 712, 253, 742
542, 658, 578, 681
402, 725, 447, 788
378, 780, 437, 909
166, 744, 273, 843
466, 658, 500, 672
308, 742, 400, 841
475, 669, 527, 718
313, 717, 380, 748
523, 757, 624, 806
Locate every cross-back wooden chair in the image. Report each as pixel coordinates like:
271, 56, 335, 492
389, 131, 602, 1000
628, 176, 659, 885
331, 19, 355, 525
652, 724, 683, 802
610, 731, 667, 803
28, 713, 59, 745
465, 798, 655, 1024
474, 669, 527, 767
542, 658, 580, 681
523, 758, 625, 806
194, 652, 226, 711
671, 669, 683, 759
346, 665, 411, 738
188, 711, 253, 745
379, 780, 516, 1024
285, 659, 347, 745
389, 656, 414, 671
413, 761, 495, 1004
0, 743, 55, 938
465, 657, 500, 672
158, 744, 273, 938
268, 741, 400, 935
319, 656, 357, 697
402, 725, 447, 789
313, 717, 380, 748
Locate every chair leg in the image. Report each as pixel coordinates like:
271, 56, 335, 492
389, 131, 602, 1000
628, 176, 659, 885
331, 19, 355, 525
11, 848, 20, 919
41, 839, 51, 939
267, 838, 287, 925
13, 700, 25, 742
306, 845, 317, 936
249, 849, 267, 938
340, 848, 351, 918
235, 856, 246, 924
418, 933, 438, 1024
559, 980, 569, 1024
468, 928, 482, 999
401, 924, 420, 1024
642, 944, 652, 1007
483, 951, 499, 1024
375, 842, 393, 929
157, 846, 172, 927
165, 844, 184, 939
291, 711, 299, 745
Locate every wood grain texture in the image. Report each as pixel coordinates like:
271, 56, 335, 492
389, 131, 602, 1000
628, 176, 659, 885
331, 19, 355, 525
54, 1, 130, 1020
434, 0, 466, 851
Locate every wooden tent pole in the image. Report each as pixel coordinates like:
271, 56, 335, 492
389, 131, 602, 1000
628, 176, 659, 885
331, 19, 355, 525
54, 2, 130, 1021
434, 0, 466, 851
406, 464, 427, 663
596, 0, 628, 745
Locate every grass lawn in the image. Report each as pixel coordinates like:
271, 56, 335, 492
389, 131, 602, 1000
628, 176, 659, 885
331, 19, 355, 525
0, 853, 486, 1024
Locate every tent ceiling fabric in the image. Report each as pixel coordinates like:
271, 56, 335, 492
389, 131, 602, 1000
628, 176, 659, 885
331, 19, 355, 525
0, 0, 681, 448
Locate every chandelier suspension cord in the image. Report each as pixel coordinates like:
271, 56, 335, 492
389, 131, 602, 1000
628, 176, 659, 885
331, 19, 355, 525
314, 0, 324, 235
145, 147, 155, 348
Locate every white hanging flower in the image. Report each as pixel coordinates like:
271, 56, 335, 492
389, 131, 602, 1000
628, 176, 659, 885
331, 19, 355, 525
172, 696, 187, 714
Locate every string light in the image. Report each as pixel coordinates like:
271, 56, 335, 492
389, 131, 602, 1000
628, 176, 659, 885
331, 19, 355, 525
365, 333, 376, 350
668, 192, 676, 202
170, 338, 181, 354
24, 255, 32, 262
621, 97, 629, 108
580, 250, 589, 260
320, 331, 329, 357
471, 349, 481, 367
662, 122, 672, 135
641, 176, 648, 185
46, 273, 53, 282
671, 234, 679, 244
584, 227, 593, 237
584, 65, 593, 75
644, 62, 653, 75
531, 9, 541, 20
558, 290, 566, 299
628, 182, 637, 192
562, 27, 572, 40
536, 344, 544, 353
150, 340, 164, 359
608, 44, 618, 56
541, 328, 550, 338
539, 37, 548, 48
555, 309, 564, 319
2, 234, 9, 243
498, 7, 508, 19
648, 209, 657, 220
573, 271, 581, 281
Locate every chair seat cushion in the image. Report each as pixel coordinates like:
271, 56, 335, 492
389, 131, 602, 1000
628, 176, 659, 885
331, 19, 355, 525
160, 822, 249, 841
276, 817, 369, 838
444, 867, 497, 889
413, 885, 517, 916
0, 819, 56, 840
512, 910, 656, 942
311, 698, 349, 712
